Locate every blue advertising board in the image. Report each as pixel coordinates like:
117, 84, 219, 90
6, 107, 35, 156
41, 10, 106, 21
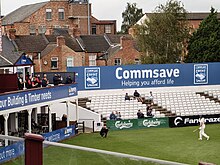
0, 84, 77, 111
0, 141, 24, 164
67, 63, 220, 91
43, 125, 76, 142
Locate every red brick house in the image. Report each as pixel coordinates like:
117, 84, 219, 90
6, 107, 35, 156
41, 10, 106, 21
2, 0, 116, 36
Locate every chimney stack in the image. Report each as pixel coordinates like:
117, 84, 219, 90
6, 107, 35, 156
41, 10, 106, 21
57, 36, 65, 47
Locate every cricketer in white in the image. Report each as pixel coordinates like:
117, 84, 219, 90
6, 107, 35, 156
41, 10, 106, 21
199, 117, 210, 140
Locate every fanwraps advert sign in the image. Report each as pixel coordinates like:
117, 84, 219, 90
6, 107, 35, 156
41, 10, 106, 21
68, 63, 220, 91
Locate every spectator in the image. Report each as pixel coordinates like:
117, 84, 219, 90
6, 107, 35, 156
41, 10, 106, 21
100, 126, 109, 138
147, 107, 153, 117
125, 93, 130, 101
58, 74, 63, 84
133, 90, 143, 102
116, 111, 122, 120
109, 111, 116, 120
53, 74, 59, 85
32, 76, 39, 88
65, 75, 73, 84
149, 91, 154, 102
62, 114, 67, 122
26, 75, 32, 89
42, 74, 49, 87
36, 74, 42, 87
137, 110, 144, 119
17, 73, 25, 90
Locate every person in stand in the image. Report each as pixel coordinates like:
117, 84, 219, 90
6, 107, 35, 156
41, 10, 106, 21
62, 114, 67, 122
42, 74, 49, 87
149, 91, 154, 103
36, 74, 42, 87
53, 74, 59, 85
32, 76, 39, 88
137, 110, 144, 119
125, 93, 130, 101
57, 74, 63, 84
198, 116, 209, 140
65, 75, 73, 84
17, 73, 25, 90
133, 90, 143, 102
26, 75, 32, 89
100, 126, 109, 138
109, 111, 116, 120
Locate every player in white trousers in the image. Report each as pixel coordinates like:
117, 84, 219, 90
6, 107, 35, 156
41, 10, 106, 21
199, 117, 209, 140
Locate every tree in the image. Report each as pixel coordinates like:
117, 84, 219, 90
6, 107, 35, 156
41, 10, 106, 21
121, 3, 143, 34
185, 7, 220, 63
136, 0, 190, 64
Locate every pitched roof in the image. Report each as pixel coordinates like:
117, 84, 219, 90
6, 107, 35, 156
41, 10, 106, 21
46, 28, 83, 52
14, 35, 48, 53
79, 35, 110, 53
186, 13, 220, 20
41, 44, 57, 57
144, 12, 220, 20
0, 56, 12, 67
1, 36, 23, 64
2, 2, 48, 25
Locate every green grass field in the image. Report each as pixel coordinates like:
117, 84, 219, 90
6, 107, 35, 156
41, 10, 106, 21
5, 124, 220, 165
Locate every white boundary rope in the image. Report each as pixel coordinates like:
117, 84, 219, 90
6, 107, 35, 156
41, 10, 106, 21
0, 135, 188, 165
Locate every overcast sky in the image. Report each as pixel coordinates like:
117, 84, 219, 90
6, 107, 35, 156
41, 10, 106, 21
2, 0, 220, 31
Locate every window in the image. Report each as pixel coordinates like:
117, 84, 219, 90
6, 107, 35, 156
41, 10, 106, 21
51, 57, 58, 69
67, 57, 74, 67
92, 24, 96, 34
46, 9, 52, 20
58, 8, 65, 20
89, 54, 96, 66
29, 25, 36, 35
114, 58, 121, 65
105, 25, 111, 34
38, 25, 46, 34
135, 59, 141, 65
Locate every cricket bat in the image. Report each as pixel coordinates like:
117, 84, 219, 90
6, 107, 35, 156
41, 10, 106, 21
193, 129, 198, 132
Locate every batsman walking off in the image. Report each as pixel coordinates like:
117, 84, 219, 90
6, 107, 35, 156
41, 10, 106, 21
199, 117, 209, 140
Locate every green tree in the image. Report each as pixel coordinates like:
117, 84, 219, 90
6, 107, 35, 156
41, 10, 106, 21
136, 0, 190, 64
185, 7, 220, 63
121, 3, 143, 34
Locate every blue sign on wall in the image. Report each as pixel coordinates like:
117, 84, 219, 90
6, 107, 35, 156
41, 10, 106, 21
67, 63, 220, 91
0, 84, 78, 111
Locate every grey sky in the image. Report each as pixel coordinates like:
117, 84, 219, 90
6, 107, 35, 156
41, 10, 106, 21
2, 0, 220, 31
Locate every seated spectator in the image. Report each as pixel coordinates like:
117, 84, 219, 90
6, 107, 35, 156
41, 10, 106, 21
137, 110, 144, 119
133, 90, 143, 102
65, 75, 73, 84
100, 126, 109, 138
115, 111, 122, 120
109, 111, 116, 120
125, 93, 130, 101
149, 91, 154, 102
42, 74, 49, 87
147, 107, 153, 117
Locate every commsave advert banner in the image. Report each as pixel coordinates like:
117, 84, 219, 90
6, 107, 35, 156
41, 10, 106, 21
68, 62, 220, 91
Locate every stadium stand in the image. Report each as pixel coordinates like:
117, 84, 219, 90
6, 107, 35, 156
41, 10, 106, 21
78, 88, 220, 120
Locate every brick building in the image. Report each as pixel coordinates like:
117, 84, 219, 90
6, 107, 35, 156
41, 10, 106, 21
2, 0, 116, 36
